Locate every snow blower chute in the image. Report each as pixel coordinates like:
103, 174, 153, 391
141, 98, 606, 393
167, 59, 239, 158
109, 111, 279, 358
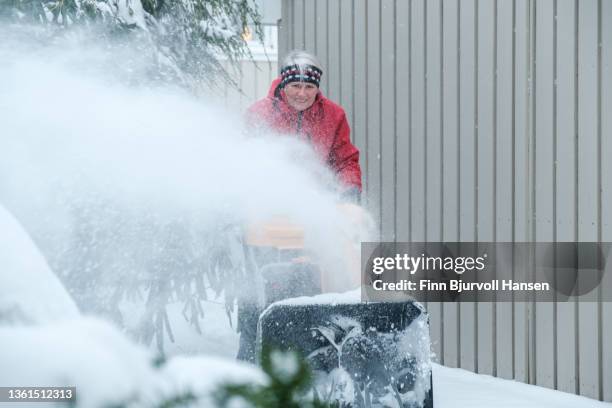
243, 204, 434, 408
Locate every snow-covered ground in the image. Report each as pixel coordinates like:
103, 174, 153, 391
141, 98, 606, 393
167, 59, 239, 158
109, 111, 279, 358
3, 304, 607, 408
183, 295, 611, 408
433, 364, 610, 408
157, 291, 611, 407
0, 318, 266, 408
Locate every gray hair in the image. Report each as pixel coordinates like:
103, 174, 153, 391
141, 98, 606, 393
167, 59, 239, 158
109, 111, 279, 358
280, 50, 322, 73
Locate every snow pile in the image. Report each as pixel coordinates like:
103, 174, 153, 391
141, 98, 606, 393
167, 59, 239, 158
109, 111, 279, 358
0, 318, 155, 407
159, 355, 267, 406
0, 317, 266, 408
0, 204, 79, 324
433, 364, 610, 408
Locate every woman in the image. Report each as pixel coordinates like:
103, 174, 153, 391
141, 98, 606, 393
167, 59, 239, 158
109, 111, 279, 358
246, 50, 362, 202
236, 51, 364, 362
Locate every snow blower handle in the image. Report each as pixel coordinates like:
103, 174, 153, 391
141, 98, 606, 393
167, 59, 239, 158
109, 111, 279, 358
244, 204, 374, 295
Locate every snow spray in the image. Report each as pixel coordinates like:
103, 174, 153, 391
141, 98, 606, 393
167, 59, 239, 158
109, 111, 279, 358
0, 24, 375, 349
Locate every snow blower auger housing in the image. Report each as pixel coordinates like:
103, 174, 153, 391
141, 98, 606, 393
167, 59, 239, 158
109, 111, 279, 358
258, 299, 433, 408
243, 205, 434, 407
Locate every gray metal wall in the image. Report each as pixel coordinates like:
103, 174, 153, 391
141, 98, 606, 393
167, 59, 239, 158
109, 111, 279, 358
280, 0, 611, 401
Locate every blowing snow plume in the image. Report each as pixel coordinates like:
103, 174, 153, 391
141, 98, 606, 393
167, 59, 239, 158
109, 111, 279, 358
0, 24, 374, 351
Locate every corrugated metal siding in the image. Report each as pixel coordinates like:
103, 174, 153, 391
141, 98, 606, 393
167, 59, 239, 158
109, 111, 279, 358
280, 0, 611, 401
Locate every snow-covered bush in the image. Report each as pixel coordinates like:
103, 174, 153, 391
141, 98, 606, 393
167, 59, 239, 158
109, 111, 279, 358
1, 0, 262, 89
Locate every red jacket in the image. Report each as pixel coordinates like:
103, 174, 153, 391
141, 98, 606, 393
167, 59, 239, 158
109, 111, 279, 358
247, 78, 362, 192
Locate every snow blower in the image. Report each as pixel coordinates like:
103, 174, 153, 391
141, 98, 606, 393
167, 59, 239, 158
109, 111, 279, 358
242, 204, 434, 408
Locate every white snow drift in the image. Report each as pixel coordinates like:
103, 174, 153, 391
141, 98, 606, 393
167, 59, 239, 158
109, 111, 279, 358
0, 204, 79, 324
0, 318, 266, 408
0, 203, 264, 407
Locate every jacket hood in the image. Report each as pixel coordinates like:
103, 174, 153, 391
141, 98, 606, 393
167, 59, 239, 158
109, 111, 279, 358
267, 77, 283, 98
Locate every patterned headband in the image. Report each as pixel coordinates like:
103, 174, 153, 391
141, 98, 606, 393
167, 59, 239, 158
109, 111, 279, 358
279, 64, 323, 88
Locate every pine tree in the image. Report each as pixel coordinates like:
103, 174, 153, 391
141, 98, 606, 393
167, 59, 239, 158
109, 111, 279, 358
1, 0, 263, 90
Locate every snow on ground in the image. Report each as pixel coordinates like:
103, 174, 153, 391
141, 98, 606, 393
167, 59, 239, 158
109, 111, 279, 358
0, 204, 79, 324
177, 295, 611, 408
433, 363, 610, 408
117, 287, 240, 359
0, 318, 156, 407
0, 317, 265, 408
0, 203, 260, 407
160, 354, 267, 404
0, 246, 608, 408
158, 298, 239, 359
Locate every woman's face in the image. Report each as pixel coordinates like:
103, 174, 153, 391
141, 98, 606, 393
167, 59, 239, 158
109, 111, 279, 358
284, 82, 318, 111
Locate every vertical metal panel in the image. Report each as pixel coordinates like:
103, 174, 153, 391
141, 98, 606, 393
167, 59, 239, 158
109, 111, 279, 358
555, 0, 578, 395
293, 0, 305, 50
441, 0, 460, 369
426, 0, 442, 243
315, 0, 328, 91
381, 0, 396, 242
304, 0, 316, 52
353, 0, 368, 197
602, 0, 612, 400
410, 0, 426, 242
527, 0, 537, 386
534, 0, 556, 390
513, 0, 531, 384
327, 0, 340, 104
339, 0, 354, 132
395, 0, 411, 243
495, 0, 515, 381
577, 0, 600, 400
279, 0, 290, 56
476, 0, 496, 376
441, 0, 460, 245
425, 0, 444, 364
366, 0, 381, 221
495, 0, 514, 245
458, 0, 477, 373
